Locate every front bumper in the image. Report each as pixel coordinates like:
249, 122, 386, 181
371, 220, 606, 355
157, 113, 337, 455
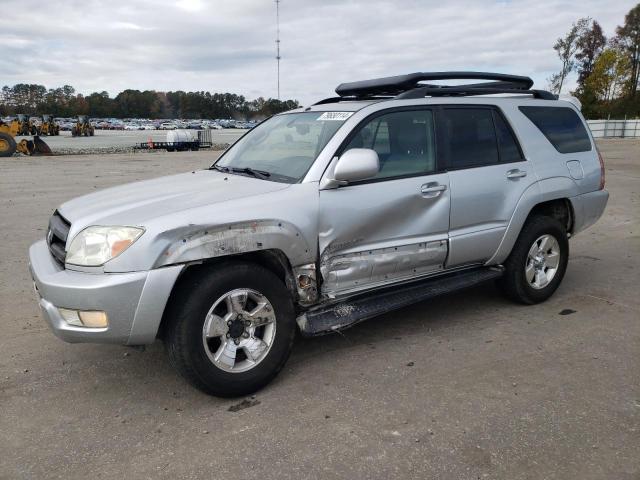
28, 239, 183, 345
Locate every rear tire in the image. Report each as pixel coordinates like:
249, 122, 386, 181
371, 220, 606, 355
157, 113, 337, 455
164, 262, 297, 397
499, 215, 569, 304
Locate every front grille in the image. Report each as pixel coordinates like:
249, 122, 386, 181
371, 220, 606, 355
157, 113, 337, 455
47, 211, 70, 265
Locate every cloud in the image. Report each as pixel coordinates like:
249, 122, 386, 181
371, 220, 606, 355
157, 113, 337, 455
0, 0, 636, 105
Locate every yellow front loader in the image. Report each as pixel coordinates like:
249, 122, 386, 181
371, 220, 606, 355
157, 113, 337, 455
0, 118, 52, 157
38, 115, 60, 136
71, 115, 94, 137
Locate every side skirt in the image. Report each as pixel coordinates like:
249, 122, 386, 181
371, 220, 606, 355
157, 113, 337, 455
296, 266, 504, 336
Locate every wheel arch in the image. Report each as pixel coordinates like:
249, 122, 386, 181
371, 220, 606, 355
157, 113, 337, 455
487, 177, 577, 265
156, 249, 298, 340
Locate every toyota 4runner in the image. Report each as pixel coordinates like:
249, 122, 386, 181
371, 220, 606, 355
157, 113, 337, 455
29, 72, 609, 397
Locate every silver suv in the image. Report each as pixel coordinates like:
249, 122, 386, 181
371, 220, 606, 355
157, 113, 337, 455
29, 72, 609, 397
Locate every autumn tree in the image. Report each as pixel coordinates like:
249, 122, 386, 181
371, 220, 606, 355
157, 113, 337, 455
585, 47, 631, 101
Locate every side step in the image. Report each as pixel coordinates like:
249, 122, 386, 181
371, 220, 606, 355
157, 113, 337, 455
297, 267, 503, 336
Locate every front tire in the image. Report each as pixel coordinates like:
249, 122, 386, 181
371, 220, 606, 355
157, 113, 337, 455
0, 132, 17, 157
499, 215, 569, 304
164, 262, 297, 397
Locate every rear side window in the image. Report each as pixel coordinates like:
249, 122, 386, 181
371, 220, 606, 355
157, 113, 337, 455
519, 106, 592, 154
440, 108, 499, 168
493, 111, 524, 163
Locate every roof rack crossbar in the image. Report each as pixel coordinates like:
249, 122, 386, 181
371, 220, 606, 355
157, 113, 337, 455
335, 71, 534, 97
395, 86, 557, 100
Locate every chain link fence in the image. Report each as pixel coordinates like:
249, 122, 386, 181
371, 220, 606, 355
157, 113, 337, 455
587, 119, 640, 138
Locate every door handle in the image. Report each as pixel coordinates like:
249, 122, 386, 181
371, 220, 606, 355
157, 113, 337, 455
506, 169, 527, 179
420, 183, 447, 197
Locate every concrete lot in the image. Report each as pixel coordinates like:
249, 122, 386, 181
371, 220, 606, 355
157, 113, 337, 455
0, 140, 638, 479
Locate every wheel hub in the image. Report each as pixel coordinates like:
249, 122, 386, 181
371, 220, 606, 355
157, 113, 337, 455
227, 317, 246, 339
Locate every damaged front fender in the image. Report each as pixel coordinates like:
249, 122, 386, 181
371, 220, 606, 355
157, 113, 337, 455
153, 219, 313, 269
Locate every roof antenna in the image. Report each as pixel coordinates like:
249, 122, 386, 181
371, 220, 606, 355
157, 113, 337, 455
275, 0, 281, 100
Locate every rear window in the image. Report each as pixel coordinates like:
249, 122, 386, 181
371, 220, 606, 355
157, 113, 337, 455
519, 106, 591, 154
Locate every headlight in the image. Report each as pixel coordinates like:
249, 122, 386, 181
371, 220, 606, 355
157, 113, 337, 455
66, 226, 144, 266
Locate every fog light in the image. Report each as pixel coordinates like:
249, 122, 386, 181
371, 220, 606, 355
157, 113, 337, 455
79, 311, 109, 328
58, 308, 108, 328
58, 308, 83, 327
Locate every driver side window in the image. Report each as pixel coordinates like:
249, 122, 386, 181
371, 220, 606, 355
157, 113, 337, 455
343, 109, 436, 180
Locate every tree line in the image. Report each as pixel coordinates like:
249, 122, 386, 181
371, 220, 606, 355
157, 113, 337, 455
550, 3, 640, 118
0, 85, 299, 120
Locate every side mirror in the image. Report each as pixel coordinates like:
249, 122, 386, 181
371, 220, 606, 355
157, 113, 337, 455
333, 148, 380, 183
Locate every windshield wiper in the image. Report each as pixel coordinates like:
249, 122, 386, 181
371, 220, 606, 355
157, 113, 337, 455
231, 167, 271, 180
211, 164, 230, 173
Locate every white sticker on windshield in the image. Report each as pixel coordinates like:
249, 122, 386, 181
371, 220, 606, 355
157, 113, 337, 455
317, 112, 354, 121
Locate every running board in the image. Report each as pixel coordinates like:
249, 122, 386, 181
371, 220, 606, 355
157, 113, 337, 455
297, 267, 503, 336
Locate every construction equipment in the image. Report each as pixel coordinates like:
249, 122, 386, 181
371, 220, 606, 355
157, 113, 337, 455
0, 118, 52, 157
16, 114, 39, 135
71, 115, 94, 137
38, 115, 60, 136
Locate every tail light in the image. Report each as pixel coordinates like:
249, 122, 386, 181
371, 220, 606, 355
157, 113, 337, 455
597, 147, 605, 190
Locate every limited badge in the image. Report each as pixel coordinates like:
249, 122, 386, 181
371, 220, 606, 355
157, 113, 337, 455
317, 112, 354, 121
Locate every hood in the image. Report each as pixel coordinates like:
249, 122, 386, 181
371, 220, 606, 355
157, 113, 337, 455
59, 169, 290, 228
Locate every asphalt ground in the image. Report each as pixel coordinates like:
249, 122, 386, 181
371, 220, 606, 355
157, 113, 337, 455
0, 139, 638, 479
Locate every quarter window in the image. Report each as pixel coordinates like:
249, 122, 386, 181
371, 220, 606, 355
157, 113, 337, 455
343, 110, 436, 180
493, 111, 524, 163
519, 106, 592, 154
440, 108, 500, 169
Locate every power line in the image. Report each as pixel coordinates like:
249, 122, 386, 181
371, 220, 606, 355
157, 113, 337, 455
275, 0, 281, 100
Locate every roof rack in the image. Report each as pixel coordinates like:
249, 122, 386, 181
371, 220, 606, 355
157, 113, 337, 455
313, 71, 557, 105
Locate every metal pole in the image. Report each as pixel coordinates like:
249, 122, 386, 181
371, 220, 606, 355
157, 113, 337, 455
275, 0, 281, 101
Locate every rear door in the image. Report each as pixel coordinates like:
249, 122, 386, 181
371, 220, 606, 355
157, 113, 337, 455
318, 108, 450, 298
439, 106, 534, 267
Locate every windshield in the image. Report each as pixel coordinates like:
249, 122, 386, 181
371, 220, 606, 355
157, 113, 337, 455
212, 112, 349, 183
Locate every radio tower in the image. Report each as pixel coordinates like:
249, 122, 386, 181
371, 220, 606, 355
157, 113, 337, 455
275, 0, 281, 100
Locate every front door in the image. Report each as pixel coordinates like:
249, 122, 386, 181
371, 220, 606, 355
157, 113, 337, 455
318, 108, 450, 298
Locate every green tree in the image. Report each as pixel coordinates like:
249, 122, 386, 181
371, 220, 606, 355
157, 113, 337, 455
86, 91, 113, 117
0, 83, 299, 119
550, 17, 590, 94
615, 3, 640, 96
576, 20, 607, 87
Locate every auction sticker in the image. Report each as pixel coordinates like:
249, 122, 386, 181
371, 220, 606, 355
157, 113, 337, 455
317, 112, 354, 121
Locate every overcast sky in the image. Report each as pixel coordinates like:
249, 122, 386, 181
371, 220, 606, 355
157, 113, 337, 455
1, 0, 637, 105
